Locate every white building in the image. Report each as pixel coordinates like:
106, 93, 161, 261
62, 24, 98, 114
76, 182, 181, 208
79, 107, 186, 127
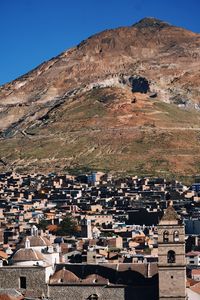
14, 226, 60, 266
186, 251, 200, 266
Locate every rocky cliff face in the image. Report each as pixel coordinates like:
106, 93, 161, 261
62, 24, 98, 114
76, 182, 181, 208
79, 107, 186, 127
0, 18, 200, 177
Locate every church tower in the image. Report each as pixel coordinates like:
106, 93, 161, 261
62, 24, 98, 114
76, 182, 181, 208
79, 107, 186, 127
158, 202, 186, 300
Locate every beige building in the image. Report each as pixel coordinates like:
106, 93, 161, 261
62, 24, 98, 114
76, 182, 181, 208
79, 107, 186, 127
84, 214, 113, 225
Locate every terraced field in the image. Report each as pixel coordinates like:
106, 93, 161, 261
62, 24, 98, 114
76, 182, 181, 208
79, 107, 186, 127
0, 87, 200, 183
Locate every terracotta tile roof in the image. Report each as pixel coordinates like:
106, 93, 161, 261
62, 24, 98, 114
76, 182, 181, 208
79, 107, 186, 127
12, 248, 45, 262
0, 295, 22, 300
117, 263, 158, 277
186, 251, 200, 257
19, 236, 51, 247
190, 282, 200, 295
0, 251, 8, 260
186, 278, 198, 287
47, 225, 58, 232
192, 269, 200, 275
52, 263, 158, 285
50, 268, 80, 284
82, 274, 108, 284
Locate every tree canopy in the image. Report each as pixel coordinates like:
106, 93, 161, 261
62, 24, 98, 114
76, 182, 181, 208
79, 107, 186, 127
56, 216, 78, 236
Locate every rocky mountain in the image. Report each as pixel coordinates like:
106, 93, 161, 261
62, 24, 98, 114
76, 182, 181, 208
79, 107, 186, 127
0, 17, 200, 178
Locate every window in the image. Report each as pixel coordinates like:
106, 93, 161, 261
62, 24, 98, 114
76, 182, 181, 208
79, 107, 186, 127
173, 231, 179, 242
87, 294, 98, 300
19, 276, 26, 289
163, 230, 169, 243
167, 250, 176, 263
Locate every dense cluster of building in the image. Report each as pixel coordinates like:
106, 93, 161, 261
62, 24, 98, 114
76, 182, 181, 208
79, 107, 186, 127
0, 171, 199, 299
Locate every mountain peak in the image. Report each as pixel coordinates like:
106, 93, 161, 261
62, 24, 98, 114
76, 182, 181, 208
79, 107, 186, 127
0, 17, 200, 175
133, 17, 170, 29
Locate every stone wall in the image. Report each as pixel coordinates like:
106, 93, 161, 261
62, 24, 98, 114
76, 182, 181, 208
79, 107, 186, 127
0, 266, 158, 300
48, 284, 158, 300
159, 267, 186, 299
0, 266, 48, 297
49, 285, 124, 300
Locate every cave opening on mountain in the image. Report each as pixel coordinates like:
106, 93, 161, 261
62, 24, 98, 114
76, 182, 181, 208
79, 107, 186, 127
129, 76, 150, 93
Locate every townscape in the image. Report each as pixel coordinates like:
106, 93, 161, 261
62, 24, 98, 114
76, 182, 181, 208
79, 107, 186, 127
1, 0, 200, 297
0, 171, 199, 299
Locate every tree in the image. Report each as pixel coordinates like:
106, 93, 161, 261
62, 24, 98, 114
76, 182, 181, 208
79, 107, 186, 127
38, 219, 49, 231
56, 216, 78, 236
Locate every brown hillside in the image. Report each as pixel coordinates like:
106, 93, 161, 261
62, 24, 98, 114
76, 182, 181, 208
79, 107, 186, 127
0, 18, 200, 177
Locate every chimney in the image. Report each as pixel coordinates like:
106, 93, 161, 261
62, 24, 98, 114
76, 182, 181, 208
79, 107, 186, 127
25, 237, 30, 249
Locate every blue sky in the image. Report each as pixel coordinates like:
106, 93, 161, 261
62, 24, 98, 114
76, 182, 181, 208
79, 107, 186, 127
0, 0, 200, 85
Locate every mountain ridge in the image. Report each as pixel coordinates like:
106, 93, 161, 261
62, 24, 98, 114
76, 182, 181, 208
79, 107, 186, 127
0, 18, 200, 178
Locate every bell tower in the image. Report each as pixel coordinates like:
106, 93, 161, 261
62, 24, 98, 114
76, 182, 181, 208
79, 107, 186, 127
158, 202, 186, 300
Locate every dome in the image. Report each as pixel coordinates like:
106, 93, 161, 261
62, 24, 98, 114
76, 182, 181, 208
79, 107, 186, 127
50, 268, 80, 284
12, 248, 45, 262
82, 274, 108, 284
19, 236, 51, 248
